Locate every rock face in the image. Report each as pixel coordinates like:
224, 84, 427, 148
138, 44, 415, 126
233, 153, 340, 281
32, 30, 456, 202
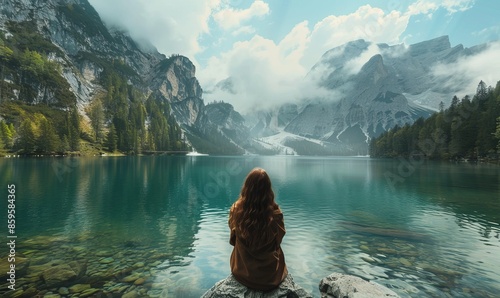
319, 273, 399, 298
202, 274, 312, 298
0, 0, 241, 153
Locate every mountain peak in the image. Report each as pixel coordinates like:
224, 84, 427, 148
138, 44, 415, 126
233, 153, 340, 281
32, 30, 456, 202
409, 35, 451, 56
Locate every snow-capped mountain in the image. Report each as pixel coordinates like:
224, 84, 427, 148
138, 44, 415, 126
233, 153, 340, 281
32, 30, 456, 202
245, 36, 491, 155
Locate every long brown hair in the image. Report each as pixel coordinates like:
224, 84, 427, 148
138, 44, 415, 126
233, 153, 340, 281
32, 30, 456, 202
232, 168, 278, 246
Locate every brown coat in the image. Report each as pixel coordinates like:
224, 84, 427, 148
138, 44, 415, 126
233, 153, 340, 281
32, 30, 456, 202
228, 204, 288, 291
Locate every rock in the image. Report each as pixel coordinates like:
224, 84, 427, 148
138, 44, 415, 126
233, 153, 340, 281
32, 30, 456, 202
80, 288, 100, 297
122, 290, 139, 298
398, 258, 412, 267
41, 264, 77, 287
3, 289, 24, 298
43, 294, 61, 298
69, 284, 91, 293
319, 273, 400, 298
58, 287, 69, 295
134, 278, 146, 285
122, 273, 141, 283
21, 287, 38, 297
68, 261, 87, 278
99, 257, 114, 264
40, 261, 87, 287
202, 274, 312, 298
0, 257, 30, 279
359, 245, 370, 251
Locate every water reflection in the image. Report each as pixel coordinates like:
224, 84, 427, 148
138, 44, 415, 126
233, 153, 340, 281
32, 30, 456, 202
0, 156, 499, 297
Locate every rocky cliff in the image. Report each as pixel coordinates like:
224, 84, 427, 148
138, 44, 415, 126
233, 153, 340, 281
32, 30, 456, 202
0, 0, 240, 154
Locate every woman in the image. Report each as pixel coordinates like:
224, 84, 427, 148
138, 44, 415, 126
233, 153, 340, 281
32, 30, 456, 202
228, 168, 288, 291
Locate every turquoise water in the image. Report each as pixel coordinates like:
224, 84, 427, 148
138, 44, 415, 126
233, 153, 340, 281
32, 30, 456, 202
1, 156, 499, 297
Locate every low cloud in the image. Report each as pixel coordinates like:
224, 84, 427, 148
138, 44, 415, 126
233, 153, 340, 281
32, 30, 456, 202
431, 41, 500, 98
88, 0, 221, 58
300, 5, 410, 69
344, 44, 382, 75
200, 34, 332, 113
200, 5, 411, 114
213, 0, 270, 30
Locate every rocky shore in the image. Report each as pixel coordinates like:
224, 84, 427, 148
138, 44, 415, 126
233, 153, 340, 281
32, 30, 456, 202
202, 273, 400, 298
0, 234, 177, 298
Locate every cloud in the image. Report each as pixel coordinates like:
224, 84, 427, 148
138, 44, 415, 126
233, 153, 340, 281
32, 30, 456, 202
407, 0, 474, 15
213, 0, 270, 30
431, 41, 500, 98
344, 44, 382, 75
300, 5, 409, 69
472, 25, 500, 42
199, 33, 332, 113
201, 2, 472, 114
88, 0, 221, 58
231, 26, 256, 36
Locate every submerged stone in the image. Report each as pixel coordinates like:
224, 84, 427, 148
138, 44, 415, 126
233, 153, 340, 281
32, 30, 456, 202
69, 284, 91, 293
0, 257, 30, 279
399, 258, 412, 267
42, 265, 77, 287
99, 257, 115, 264
58, 287, 69, 295
80, 288, 100, 297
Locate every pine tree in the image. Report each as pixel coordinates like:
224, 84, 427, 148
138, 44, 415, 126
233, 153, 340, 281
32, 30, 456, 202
0, 121, 14, 148
106, 124, 117, 152
67, 109, 80, 151
0, 130, 4, 151
38, 118, 60, 153
87, 98, 105, 142
495, 117, 500, 152
16, 119, 36, 153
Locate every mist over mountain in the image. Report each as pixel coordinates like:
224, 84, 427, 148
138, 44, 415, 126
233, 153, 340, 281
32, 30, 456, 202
0, 0, 497, 155
211, 35, 498, 155
0, 0, 244, 155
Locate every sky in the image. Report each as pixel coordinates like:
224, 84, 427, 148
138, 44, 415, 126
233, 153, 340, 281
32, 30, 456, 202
88, 0, 500, 112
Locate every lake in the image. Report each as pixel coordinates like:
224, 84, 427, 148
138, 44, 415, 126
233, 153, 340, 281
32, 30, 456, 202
1, 156, 499, 297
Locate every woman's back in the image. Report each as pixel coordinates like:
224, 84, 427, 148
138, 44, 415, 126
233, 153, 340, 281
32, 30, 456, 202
228, 168, 288, 291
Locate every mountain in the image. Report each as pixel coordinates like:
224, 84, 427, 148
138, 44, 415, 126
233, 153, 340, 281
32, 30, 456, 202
0, 0, 493, 156
0, 0, 241, 155
243, 36, 491, 155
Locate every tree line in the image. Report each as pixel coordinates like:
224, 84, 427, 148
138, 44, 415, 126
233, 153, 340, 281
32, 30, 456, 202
369, 80, 500, 160
0, 20, 187, 155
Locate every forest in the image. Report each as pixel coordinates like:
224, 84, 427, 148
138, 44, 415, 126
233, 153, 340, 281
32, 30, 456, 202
369, 80, 500, 161
0, 21, 187, 156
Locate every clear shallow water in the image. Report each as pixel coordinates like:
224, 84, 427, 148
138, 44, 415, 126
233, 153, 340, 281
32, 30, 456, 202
1, 156, 499, 297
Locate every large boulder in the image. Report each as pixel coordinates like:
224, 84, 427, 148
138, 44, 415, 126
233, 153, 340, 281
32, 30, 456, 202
319, 273, 400, 298
202, 274, 312, 298
41, 261, 87, 288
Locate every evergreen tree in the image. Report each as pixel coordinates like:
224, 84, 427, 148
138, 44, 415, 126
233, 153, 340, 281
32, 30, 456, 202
439, 101, 444, 113
16, 119, 37, 153
0, 121, 15, 149
87, 98, 105, 142
106, 124, 117, 152
37, 118, 60, 153
60, 135, 70, 152
495, 117, 500, 152
67, 108, 80, 151
0, 130, 4, 150
370, 80, 500, 159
